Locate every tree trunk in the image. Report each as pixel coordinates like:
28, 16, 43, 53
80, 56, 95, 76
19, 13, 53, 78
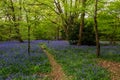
9, 0, 23, 42
28, 23, 31, 56
56, 26, 60, 40
77, 0, 86, 46
26, 13, 31, 56
23, 4, 31, 56
94, 0, 100, 57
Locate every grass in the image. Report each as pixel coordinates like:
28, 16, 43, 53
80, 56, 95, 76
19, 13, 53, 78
100, 46, 120, 62
47, 47, 110, 80
100, 53, 120, 62
1, 40, 120, 80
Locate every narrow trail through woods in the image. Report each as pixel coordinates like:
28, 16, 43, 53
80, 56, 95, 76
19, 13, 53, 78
98, 59, 120, 80
40, 46, 120, 80
41, 47, 69, 80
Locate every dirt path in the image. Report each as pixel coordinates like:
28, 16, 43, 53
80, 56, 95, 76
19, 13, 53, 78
98, 59, 120, 80
41, 47, 69, 80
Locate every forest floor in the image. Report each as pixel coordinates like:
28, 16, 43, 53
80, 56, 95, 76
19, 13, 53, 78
41, 47, 69, 80
98, 59, 120, 80
41, 47, 120, 80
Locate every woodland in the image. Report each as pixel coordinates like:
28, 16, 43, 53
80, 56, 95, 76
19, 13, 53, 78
0, 0, 120, 80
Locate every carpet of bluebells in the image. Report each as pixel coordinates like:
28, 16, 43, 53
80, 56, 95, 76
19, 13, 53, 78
0, 40, 51, 80
46, 40, 120, 62
0, 40, 120, 80
45, 40, 120, 80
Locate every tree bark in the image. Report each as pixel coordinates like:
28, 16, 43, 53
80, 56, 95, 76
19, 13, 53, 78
9, 0, 24, 42
26, 12, 31, 56
27, 21, 31, 56
23, 3, 31, 56
94, 0, 100, 57
77, 0, 86, 46
56, 26, 60, 40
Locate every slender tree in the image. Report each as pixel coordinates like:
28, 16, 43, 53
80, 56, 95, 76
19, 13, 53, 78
23, 2, 31, 56
77, 0, 86, 46
9, 0, 24, 42
94, 0, 100, 57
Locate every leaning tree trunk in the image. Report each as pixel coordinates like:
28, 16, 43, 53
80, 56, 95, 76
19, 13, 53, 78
77, 0, 86, 46
94, 0, 100, 57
